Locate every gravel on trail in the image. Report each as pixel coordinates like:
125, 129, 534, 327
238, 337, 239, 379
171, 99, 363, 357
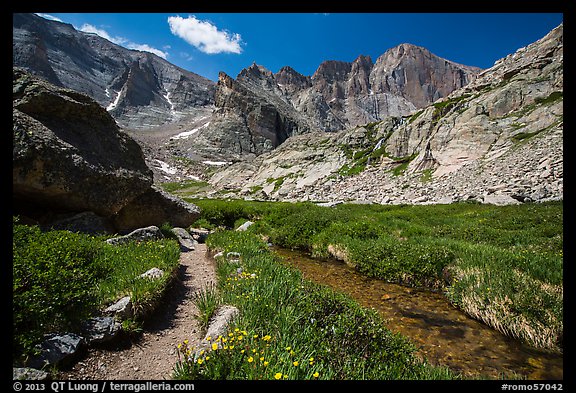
60, 243, 217, 380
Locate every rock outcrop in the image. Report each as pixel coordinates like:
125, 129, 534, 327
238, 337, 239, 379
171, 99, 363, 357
206, 24, 563, 206
191, 68, 314, 161
13, 67, 200, 232
13, 13, 215, 130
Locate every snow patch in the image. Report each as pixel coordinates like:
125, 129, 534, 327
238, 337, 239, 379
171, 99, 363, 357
171, 122, 210, 140
153, 159, 177, 175
163, 91, 176, 115
202, 160, 229, 166
106, 89, 122, 111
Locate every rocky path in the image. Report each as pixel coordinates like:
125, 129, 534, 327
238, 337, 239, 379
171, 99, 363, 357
61, 244, 217, 380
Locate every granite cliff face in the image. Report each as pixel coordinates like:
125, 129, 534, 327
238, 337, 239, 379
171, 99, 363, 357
207, 24, 563, 206
194, 44, 481, 159
13, 13, 215, 130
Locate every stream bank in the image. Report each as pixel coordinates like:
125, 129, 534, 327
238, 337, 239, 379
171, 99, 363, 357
275, 247, 563, 380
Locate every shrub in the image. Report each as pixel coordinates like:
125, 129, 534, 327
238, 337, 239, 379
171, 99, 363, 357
13, 221, 110, 357
13, 218, 181, 360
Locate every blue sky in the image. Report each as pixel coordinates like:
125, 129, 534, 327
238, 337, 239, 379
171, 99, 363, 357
36, 13, 563, 82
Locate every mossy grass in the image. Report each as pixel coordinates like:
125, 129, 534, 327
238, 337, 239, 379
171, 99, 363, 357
173, 230, 457, 380
187, 199, 563, 353
12, 218, 180, 360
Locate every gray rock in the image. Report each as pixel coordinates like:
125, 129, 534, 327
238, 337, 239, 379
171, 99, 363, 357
27, 333, 84, 369
81, 317, 121, 344
13, 68, 153, 219
235, 221, 254, 231
483, 193, 522, 206
172, 227, 197, 251
112, 186, 201, 233
13, 367, 49, 380
140, 267, 164, 280
189, 228, 210, 243
12, 67, 202, 234
104, 296, 133, 319
205, 305, 240, 340
106, 226, 164, 245
195, 305, 240, 357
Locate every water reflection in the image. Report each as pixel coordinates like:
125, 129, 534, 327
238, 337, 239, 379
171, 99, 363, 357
275, 248, 563, 380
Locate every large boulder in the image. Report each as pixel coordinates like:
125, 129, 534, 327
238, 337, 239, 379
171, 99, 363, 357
13, 68, 201, 232
13, 67, 153, 218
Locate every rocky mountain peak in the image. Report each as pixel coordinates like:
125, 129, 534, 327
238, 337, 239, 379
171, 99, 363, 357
352, 54, 373, 68
238, 62, 274, 81
207, 24, 562, 207
312, 60, 354, 83
274, 66, 311, 94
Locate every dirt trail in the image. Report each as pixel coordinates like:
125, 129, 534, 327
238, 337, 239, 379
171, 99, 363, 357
61, 244, 217, 380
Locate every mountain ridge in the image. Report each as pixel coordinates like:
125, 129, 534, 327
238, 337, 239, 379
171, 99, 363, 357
13, 13, 216, 130
204, 23, 563, 206
14, 12, 483, 162
190, 44, 482, 160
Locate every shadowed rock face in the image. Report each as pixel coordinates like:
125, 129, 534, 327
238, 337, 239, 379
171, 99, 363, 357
13, 68, 200, 232
13, 13, 215, 129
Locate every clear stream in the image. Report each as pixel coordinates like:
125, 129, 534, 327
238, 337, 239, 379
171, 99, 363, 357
274, 248, 563, 380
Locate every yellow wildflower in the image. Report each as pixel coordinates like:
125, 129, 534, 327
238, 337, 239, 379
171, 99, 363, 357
197, 358, 203, 365
274, 373, 282, 380
293, 361, 299, 366
212, 343, 219, 351
262, 335, 272, 341
313, 372, 319, 378
248, 356, 254, 363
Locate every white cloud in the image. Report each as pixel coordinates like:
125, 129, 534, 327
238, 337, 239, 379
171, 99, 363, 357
127, 43, 169, 59
179, 51, 194, 61
79, 24, 168, 59
79, 23, 123, 43
168, 15, 242, 54
35, 13, 63, 22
